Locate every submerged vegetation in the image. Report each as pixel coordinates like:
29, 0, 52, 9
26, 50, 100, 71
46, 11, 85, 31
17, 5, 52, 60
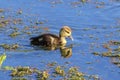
3, 65, 99, 80
0, 43, 19, 50
0, 53, 99, 80
9, 31, 20, 38
92, 40, 120, 67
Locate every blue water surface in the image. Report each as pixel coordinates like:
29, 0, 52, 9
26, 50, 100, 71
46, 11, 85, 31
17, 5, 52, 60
0, 0, 120, 80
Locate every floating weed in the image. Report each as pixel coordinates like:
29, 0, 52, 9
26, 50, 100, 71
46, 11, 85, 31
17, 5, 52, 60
24, 31, 31, 35
94, 50, 120, 57
112, 61, 120, 65
108, 40, 120, 45
54, 66, 65, 76
1, 15, 5, 18
3, 66, 14, 70
53, 66, 85, 80
10, 66, 49, 80
47, 62, 57, 67
92, 40, 120, 67
92, 52, 100, 56
67, 67, 85, 80
12, 77, 27, 80
11, 66, 33, 77
36, 21, 44, 25
102, 43, 111, 49
12, 27, 19, 31
13, 19, 22, 25
9, 31, 20, 37
114, 47, 120, 52
71, 1, 81, 8
0, 63, 100, 80
0, 44, 10, 50
86, 75, 100, 80
102, 52, 112, 57
95, 1, 105, 8
93, 41, 120, 57
0, 8, 4, 12
0, 19, 10, 27
24, 26, 29, 30
81, 0, 87, 3
36, 70, 49, 80
11, 44, 19, 49
112, 41, 120, 45
102, 49, 120, 57
0, 43, 19, 50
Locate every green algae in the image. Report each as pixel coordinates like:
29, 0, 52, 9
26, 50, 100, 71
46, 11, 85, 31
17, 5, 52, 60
92, 41, 120, 57
92, 51, 120, 57
47, 62, 57, 67
10, 66, 49, 80
54, 66, 65, 76
0, 19, 10, 27
81, 0, 87, 3
92, 40, 120, 68
0, 9, 4, 13
114, 47, 120, 52
0, 43, 19, 50
36, 70, 49, 80
1, 15, 5, 18
9, 31, 20, 37
110, 41, 120, 45
67, 67, 85, 80
0, 61, 100, 80
12, 77, 27, 80
102, 52, 112, 57
11, 66, 33, 77
92, 52, 100, 56
3, 66, 14, 70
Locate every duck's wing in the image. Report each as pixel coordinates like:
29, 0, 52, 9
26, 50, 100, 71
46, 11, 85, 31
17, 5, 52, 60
30, 34, 59, 46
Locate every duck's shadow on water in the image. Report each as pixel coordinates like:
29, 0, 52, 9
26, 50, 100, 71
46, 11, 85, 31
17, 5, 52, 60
32, 44, 73, 58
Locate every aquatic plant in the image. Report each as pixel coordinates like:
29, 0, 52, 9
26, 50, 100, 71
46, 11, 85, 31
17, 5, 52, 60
11, 66, 33, 77
0, 53, 6, 67
0, 8, 4, 12
9, 31, 20, 37
0, 43, 19, 50
54, 66, 65, 76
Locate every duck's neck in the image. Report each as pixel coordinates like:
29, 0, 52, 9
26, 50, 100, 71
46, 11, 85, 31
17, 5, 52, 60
60, 36, 66, 44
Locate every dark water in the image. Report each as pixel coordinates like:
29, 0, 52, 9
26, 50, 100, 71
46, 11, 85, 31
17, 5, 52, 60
0, 0, 120, 80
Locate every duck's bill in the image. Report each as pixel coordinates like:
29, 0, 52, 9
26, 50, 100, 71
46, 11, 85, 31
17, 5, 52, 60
69, 36, 74, 41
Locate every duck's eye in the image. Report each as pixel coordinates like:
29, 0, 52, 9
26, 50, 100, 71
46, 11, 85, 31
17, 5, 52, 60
65, 30, 70, 34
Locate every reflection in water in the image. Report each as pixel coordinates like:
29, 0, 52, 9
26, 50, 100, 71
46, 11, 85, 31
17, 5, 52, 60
32, 44, 73, 58
60, 45, 72, 58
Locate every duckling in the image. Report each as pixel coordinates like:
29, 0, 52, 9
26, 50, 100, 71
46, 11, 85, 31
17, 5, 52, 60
30, 26, 73, 47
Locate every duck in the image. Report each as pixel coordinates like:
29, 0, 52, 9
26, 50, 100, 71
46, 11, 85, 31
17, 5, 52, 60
30, 26, 73, 47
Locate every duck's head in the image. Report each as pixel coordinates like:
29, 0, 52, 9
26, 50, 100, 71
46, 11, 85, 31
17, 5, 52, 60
59, 26, 73, 44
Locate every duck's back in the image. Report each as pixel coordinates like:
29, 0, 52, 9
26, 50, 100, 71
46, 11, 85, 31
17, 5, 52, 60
30, 33, 60, 46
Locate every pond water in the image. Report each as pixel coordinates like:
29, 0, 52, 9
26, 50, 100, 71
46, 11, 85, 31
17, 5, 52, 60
0, 0, 120, 80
